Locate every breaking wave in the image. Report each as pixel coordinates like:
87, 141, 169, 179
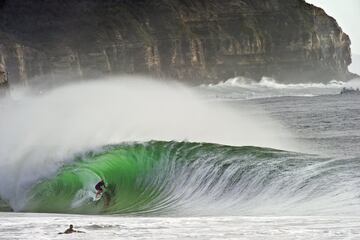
0, 77, 296, 213
200, 77, 360, 100
0, 77, 359, 216
21, 141, 360, 215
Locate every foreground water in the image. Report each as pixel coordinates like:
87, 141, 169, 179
1, 77, 360, 239
1, 213, 360, 240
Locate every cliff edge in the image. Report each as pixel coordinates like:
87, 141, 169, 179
0, 0, 357, 87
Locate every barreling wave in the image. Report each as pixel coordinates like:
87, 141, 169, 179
17, 141, 360, 216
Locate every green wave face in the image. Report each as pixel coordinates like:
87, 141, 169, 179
24, 141, 360, 215
24, 141, 280, 214
26, 142, 167, 214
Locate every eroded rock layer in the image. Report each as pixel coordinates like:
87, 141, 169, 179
0, 0, 356, 86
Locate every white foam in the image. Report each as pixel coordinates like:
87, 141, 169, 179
201, 76, 360, 100
71, 189, 97, 208
211, 76, 347, 89
2, 213, 360, 239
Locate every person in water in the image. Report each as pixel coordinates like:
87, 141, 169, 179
95, 179, 106, 197
59, 224, 84, 234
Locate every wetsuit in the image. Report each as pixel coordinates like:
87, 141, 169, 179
95, 180, 105, 191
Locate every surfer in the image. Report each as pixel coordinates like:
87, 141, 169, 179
95, 179, 112, 207
58, 224, 84, 234
95, 179, 106, 198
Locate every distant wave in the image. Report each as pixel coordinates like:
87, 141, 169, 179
199, 77, 360, 100
218, 77, 345, 89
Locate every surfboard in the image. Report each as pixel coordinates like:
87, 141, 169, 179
93, 192, 103, 201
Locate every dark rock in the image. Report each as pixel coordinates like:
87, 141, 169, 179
0, 62, 9, 96
340, 87, 360, 95
0, 0, 357, 86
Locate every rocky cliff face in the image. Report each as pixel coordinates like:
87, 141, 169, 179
0, 57, 8, 95
0, 0, 356, 87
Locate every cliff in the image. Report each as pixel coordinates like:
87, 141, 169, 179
0, 0, 356, 87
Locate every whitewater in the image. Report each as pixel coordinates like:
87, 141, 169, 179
1, 76, 360, 239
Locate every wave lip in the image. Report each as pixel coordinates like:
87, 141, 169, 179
23, 141, 360, 216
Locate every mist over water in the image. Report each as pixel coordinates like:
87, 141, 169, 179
0, 76, 296, 210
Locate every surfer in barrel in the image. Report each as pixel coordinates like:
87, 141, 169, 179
95, 179, 106, 198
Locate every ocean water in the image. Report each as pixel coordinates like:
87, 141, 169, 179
1, 213, 360, 240
0, 76, 360, 239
